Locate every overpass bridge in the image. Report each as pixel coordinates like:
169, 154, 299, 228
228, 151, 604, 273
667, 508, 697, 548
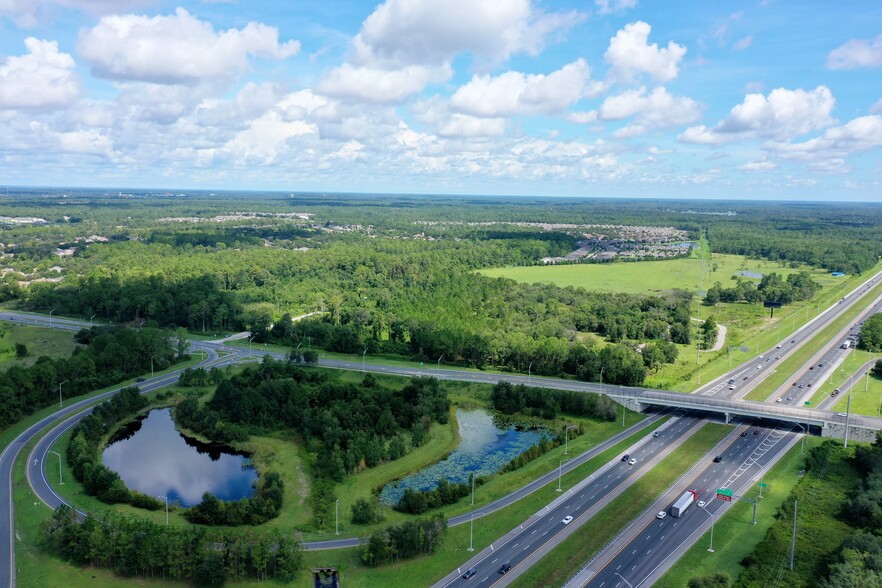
605, 387, 882, 443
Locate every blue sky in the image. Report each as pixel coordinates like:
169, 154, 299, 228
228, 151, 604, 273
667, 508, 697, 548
0, 0, 880, 200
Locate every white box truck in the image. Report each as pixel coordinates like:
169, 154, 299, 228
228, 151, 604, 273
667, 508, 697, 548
671, 489, 698, 518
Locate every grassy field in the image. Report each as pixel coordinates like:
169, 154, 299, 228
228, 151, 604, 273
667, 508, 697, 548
509, 422, 731, 588
478, 253, 840, 296
0, 321, 81, 369
656, 436, 816, 587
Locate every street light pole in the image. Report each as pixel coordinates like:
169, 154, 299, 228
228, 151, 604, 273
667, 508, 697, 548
158, 495, 168, 525
49, 450, 63, 485
707, 509, 715, 553
437, 355, 443, 376
599, 367, 604, 395
58, 380, 68, 408
335, 499, 340, 535
362, 348, 368, 372
150, 354, 157, 378
564, 425, 576, 455
49, 308, 55, 329
613, 572, 634, 588
467, 513, 474, 551
249, 335, 257, 358
557, 459, 569, 492
90, 313, 97, 327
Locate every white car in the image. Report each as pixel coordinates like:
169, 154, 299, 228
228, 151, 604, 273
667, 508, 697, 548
656, 511, 667, 520
628, 458, 637, 465
561, 515, 573, 525
697, 500, 706, 508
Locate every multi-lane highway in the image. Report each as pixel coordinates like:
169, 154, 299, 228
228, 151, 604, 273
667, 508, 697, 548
572, 421, 797, 588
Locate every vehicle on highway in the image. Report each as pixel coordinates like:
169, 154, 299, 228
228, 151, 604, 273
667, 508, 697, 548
842, 341, 852, 349
786, 396, 792, 401
713, 455, 723, 463
462, 568, 477, 579
136, 377, 145, 382
621, 454, 630, 462
838, 412, 847, 417
728, 378, 735, 384
628, 458, 637, 465
561, 515, 574, 525
656, 511, 667, 520
741, 431, 748, 436
653, 430, 661, 438
728, 385, 736, 390
776, 398, 782, 403
671, 490, 698, 517
497, 563, 512, 575
697, 500, 706, 508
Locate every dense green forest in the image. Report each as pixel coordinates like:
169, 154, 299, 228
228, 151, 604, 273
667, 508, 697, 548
42, 505, 303, 585
0, 326, 178, 429
2, 193, 880, 391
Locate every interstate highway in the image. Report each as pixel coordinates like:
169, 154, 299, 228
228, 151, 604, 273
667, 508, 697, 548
573, 421, 797, 588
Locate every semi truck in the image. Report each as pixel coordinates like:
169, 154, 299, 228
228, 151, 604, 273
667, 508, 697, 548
671, 489, 698, 518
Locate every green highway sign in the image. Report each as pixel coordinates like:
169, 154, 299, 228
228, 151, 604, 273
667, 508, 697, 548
717, 488, 733, 496
759, 483, 767, 487
805, 401, 811, 406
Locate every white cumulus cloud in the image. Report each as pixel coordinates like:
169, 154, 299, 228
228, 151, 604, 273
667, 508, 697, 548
78, 8, 300, 84
738, 160, 777, 172
827, 35, 882, 70
450, 59, 598, 117
318, 63, 451, 104
595, 0, 638, 15
0, 37, 79, 110
604, 21, 687, 83
766, 115, 882, 158
679, 86, 835, 144
352, 0, 583, 68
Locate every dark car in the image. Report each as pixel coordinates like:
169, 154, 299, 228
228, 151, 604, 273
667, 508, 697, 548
621, 454, 630, 462
740, 431, 748, 437
498, 563, 512, 575
713, 455, 723, 463
462, 568, 477, 580
136, 377, 145, 382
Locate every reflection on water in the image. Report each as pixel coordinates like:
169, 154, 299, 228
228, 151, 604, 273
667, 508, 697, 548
380, 409, 548, 505
102, 408, 257, 507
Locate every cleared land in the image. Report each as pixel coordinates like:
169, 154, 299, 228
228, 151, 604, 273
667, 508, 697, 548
0, 322, 81, 369
479, 253, 840, 295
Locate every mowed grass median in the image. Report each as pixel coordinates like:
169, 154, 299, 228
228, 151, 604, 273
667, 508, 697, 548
509, 422, 731, 588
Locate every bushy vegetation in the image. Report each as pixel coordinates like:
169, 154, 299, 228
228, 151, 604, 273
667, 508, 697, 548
490, 381, 618, 421
351, 497, 385, 525
0, 326, 175, 429
394, 480, 471, 515
42, 506, 303, 585
361, 515, 447, 566
184, 472, 285, 526
859, 313, 882, 352
704, 272, 820, 306
66, 386, 159, 508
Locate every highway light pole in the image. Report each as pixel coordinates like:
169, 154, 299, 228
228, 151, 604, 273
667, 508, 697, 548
90, 313, 96, 327
248, 335, 257, 358
844, 391, 853, 449
158, 495, 168, 525
49, 308, 55, 329
58, 380, 68, 408
437, 355, 443, 376
150, 354, 157, 378
335, 499, 340, 535
49, 450, 63, 485
795, 423, 806, 455
362, 348, 368, 372
557, 459, 569, 492
599, 367, 604, 395
564, 425, 577, 455
467, 513, 475, 552
704, 508, 716, 553
613, 573, 634, 588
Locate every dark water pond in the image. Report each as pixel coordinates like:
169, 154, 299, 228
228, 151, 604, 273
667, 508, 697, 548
102, 408, 257, 507
380, 409, 549, 505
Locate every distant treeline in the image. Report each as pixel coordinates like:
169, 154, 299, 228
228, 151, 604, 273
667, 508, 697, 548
705, 272, 820, 305
490, 381, 618, 420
